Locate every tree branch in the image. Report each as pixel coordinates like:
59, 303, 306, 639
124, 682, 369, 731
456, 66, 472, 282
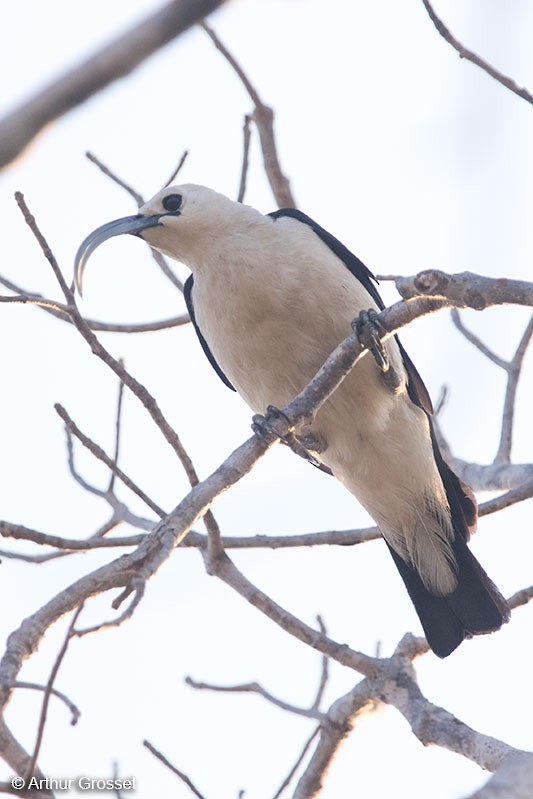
85, 151, 186, 293
0, 0, 228, 170
55, 403, 166, 518
201, 21, 295, 208
143, 740, 208, 799
185, 677, 325, 722
381, 270, 533, 309
420, 0, 533, 105
25, 604, 84, 782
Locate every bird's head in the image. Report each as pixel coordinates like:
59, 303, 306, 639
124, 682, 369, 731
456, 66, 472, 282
74, 183, 250, 295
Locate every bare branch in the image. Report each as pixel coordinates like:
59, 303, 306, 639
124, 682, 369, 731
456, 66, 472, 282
293, 683, 376, 799
385, 665, 526, 772
183, 527, 380, 550
108, 366, 126, 493
495, 313, 533, 463
451, 309, 507, 369
85, 151, 185, 293
0, 273, 189, 330
0, 0, 228, 170
421, 0, 533, 106
15, 192, 200, 485
381, 269, 533, 309
237, 114, 253, 203
73, 580, 145, 637
432, 419, 533, 492
0, 293, 67, 313
203, 549, 378, 678
451, 309, 533, 464
311, 616, 329, 712
0, 719, 51, 795
85, 151, 144, 206
507, 585, 533, 612
8, 682, 80, 725
201, 21, 295, 208
25, 604, 84, 782
55, 403, 166, 518
87, 315, 190, 333
143, 740, 208, 799
271, 725, 321, 799
479, 479, 533, 516
185, 677, 325, 722
466, 753, 533, 799
0, 520, 143, 552
163, 149, 189, 188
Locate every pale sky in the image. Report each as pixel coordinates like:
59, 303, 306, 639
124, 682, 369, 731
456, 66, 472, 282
0, 1, 532, 796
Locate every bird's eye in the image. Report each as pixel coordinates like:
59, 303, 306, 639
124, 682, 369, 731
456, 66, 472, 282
162, 194, 183, 213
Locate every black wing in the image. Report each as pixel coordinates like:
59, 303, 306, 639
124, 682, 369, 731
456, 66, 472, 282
184, 275, 236, 391
269, 208, 434, 415
269, 208, 384, 309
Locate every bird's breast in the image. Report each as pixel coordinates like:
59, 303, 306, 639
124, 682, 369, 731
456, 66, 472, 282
190, 240, 404, 438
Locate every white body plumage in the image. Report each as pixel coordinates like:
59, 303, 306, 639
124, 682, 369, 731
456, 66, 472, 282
74, 182, 509, 657
142, 186, 457, 596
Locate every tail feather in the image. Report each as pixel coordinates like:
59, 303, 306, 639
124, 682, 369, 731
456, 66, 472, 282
387, 535, 510, 658
387, 543, 465, 657
387, 422, 510, 658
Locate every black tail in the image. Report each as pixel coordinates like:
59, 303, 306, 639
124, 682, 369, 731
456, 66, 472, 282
387, 434, 510, 658
387, 538, 510, 658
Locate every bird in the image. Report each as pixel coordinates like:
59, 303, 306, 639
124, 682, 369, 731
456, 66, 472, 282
75, 183, 510, 657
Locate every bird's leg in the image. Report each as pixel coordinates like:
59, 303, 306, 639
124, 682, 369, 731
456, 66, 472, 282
252, 407, 333, 474
294, 432, 333, 474
352, 309, 402, 393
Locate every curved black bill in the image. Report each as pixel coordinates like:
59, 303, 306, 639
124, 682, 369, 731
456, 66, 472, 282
74, 214, 162, 295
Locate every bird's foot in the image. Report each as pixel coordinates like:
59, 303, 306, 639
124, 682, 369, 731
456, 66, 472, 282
252, 405, 293, 442
252, 408, 333, 474
352, 309, 388, 369
352, 309, 402, 393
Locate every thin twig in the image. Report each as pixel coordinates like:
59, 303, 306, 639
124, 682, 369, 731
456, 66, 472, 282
85, 151, 143, 205
0, 520, 144, 551
237, 114, 253, 203
0, 294, 67, 313
15, 191, 199, 484
108, 366, 126, 492
271, 725, 321, 799
112, 762, 125, 799
312, 616, 329, 712
143, 740, 208, 799
421, 0, 533, 105
185, 677, 325, 721
495, 312, 533, 463
25, 604, 84, 781
0, 272, 190, 330
479, 479, 533, 517
452, 309, 533, 464
451, 309, 507, 368
8, 682, 80, 725
163, 149, 189, 187
0, 0, 228, 169
181, 527, 380, 549
507, 585, 533, 611
201, 20, 295, 208
73, 581, 145, 637
56, 403, 165, 518
85, 151, 185, 292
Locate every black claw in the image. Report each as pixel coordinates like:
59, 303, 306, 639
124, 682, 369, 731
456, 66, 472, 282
251, 405, 292, 440
252, 408, 334, 474
352, 309, 389, 372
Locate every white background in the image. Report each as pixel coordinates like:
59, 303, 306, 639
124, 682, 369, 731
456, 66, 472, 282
0, 1, 532, 796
